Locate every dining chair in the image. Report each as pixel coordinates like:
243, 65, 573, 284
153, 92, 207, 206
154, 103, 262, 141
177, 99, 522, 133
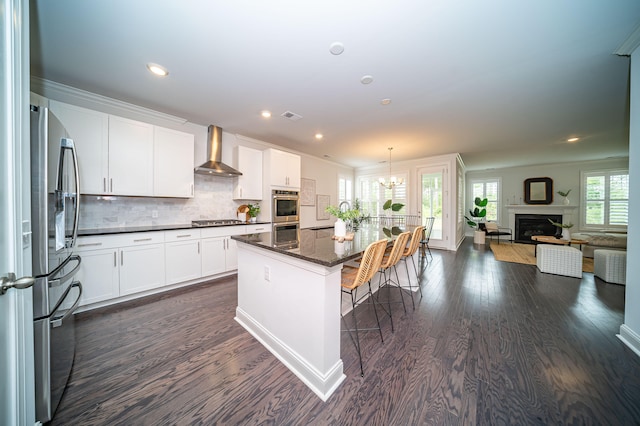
420, 217, 435, 259
340, 238, 388, 376
376, 231, 411, 332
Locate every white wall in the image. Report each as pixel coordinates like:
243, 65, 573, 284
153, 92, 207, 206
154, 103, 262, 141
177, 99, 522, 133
466, 158, 629, 233
620, 46, 640, 355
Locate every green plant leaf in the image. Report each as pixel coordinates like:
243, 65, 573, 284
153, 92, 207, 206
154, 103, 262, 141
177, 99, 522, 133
475, 197, 488, 207
382, 227, 391, 237
383, 200, 392, 210
391, 203, 404, 212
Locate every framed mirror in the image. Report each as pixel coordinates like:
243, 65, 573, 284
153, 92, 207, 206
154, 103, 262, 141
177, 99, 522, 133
524, 177, 553, 204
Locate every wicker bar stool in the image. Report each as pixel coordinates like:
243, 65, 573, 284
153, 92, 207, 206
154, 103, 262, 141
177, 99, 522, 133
377, 231, 411, 332
399, 225, 425, 309
340, 239, 388, 376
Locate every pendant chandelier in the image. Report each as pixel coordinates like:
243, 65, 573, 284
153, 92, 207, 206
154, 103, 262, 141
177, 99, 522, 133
379, 147, 404, 189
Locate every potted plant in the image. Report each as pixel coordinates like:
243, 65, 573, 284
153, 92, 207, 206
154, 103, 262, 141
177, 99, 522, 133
247, 203, 260, 223
557, 189, 571, 206
382, 199, 404, 214
326, 205, 361, 237
548, 218, 573, 241
464, 197, 488, 244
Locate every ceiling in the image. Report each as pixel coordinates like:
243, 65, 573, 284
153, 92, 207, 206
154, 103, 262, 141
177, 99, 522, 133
30, 1, 640, 171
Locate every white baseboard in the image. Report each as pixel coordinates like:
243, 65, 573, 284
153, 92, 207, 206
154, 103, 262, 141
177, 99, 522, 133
618, 324, 640, 357
235, 307, 345, 401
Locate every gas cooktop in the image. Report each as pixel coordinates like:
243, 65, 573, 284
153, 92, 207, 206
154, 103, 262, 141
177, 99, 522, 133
191, 219, 245, 227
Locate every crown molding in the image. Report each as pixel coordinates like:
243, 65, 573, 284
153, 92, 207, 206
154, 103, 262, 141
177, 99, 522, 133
614, 22, 640, 56
30, 77, 187, 125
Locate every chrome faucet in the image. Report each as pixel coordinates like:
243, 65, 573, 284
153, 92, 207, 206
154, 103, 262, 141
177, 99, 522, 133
338, 201, 351, 213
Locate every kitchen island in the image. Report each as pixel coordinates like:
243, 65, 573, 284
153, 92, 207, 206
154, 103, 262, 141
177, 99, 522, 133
232, 225, 416, 400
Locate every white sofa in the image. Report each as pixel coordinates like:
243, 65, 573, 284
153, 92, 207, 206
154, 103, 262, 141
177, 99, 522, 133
570, 232, 627, 258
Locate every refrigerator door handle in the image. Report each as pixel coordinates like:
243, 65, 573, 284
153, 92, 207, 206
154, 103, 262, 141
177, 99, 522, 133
58, 138, 80, 248
50, 281, 83, 328
47, 255, 81, 288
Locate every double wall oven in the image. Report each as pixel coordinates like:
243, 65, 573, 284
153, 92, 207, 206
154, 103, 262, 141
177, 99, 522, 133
272, 190, 300, 248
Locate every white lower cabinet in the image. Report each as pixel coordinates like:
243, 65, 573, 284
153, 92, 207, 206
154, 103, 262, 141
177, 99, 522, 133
75, 248, 119, 306
75, 225, 268, 310
119, 243, 166, 296
165, 229, 202, 284
201, 237, 227, 276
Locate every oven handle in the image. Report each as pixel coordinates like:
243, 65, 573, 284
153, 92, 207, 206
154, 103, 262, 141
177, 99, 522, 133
50, 281, 83, 328
273, 195, 299, 201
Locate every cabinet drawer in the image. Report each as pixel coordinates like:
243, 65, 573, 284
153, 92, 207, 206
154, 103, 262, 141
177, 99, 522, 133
118, 231, 165, 246
200, 225, 247, 238
165, 229, 201, 242
246, 224, 269, 234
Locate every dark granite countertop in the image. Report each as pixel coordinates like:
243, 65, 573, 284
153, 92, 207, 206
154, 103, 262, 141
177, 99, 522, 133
232, 224, 413, 267
78, 221, 271, 237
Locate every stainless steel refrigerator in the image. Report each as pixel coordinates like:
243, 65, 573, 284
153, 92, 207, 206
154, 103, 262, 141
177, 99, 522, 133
30, 105, 83, 423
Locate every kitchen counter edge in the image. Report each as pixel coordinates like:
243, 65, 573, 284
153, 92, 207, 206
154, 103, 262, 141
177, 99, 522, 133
79, 221, 272, 237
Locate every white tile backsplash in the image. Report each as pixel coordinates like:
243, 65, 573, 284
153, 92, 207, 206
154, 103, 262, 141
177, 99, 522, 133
79, 175, 249, 229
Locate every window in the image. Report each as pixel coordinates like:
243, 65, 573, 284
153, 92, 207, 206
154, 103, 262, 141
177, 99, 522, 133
582, 170, 628, 229
356, 173, 407, 215
470, 178, 500, 222
338, 175, 352, 205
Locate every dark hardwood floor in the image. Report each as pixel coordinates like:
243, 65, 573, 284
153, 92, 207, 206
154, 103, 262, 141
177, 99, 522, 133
50, 237, 640, 425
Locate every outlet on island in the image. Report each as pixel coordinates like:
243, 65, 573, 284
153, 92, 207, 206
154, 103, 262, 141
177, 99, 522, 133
152, 210, 158, 218
264, 266, 270, 282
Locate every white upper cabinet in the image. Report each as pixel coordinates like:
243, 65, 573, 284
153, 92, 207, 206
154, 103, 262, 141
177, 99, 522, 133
108, 115, 154, 196
264, 148, 301, 190
233, 145, 263, 200
49, 100, 109, 195
153, 126, 195, 198
49, 99, 195, 198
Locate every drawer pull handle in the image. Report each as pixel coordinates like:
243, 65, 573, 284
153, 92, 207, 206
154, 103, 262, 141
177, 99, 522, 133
78, 242, 102, 247
133, 238, 152, 243
176, 234, 191, 238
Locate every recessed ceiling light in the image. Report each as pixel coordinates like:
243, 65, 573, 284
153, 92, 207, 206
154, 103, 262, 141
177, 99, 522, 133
315, 133, 323, 140
567, 137, 579, 142
361, 75, 374, 84
261, 110, 272, 118
329, 42, 344, 55
381, 98, 392, 105
146, 63, 168, 77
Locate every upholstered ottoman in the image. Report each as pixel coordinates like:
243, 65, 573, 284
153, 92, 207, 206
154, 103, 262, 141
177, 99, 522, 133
594, 249, 627, 285
536, 244, 582, 278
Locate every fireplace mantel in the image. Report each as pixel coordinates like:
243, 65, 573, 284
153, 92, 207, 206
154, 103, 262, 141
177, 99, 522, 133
507, 205, 578, 236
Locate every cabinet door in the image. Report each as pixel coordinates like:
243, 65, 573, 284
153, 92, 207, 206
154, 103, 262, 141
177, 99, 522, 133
201, 237, 227, 276
234, 146, 263, 200
119, 244, 165, 295
225, 237, 238, 271
49, 100, 109, 194
286, 152, 301, 189
165, 240, 201, 284
268, 149, 289, 187
75, 248, 119, 306
266, 148, 301, 189
108, 115, 154, 196
154, 126, 195, 197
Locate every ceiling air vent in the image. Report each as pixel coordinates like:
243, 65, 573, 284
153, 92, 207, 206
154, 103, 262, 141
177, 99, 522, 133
281, 111, 303, 121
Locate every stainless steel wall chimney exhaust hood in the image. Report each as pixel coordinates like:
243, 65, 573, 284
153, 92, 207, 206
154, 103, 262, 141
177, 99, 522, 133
194, 125, 242, 177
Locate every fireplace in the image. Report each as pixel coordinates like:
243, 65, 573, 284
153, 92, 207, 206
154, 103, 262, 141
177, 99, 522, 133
515, 214, 562, 243
507, 204, 577, 244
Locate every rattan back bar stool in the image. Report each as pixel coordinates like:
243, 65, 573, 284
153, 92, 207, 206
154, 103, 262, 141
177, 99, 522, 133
340, 238, 388, 376
377, 231, 411, 332
400, 225, 425, 309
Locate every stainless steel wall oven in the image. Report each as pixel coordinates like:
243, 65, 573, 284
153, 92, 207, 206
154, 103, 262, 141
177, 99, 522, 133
272, 190, 299, 223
